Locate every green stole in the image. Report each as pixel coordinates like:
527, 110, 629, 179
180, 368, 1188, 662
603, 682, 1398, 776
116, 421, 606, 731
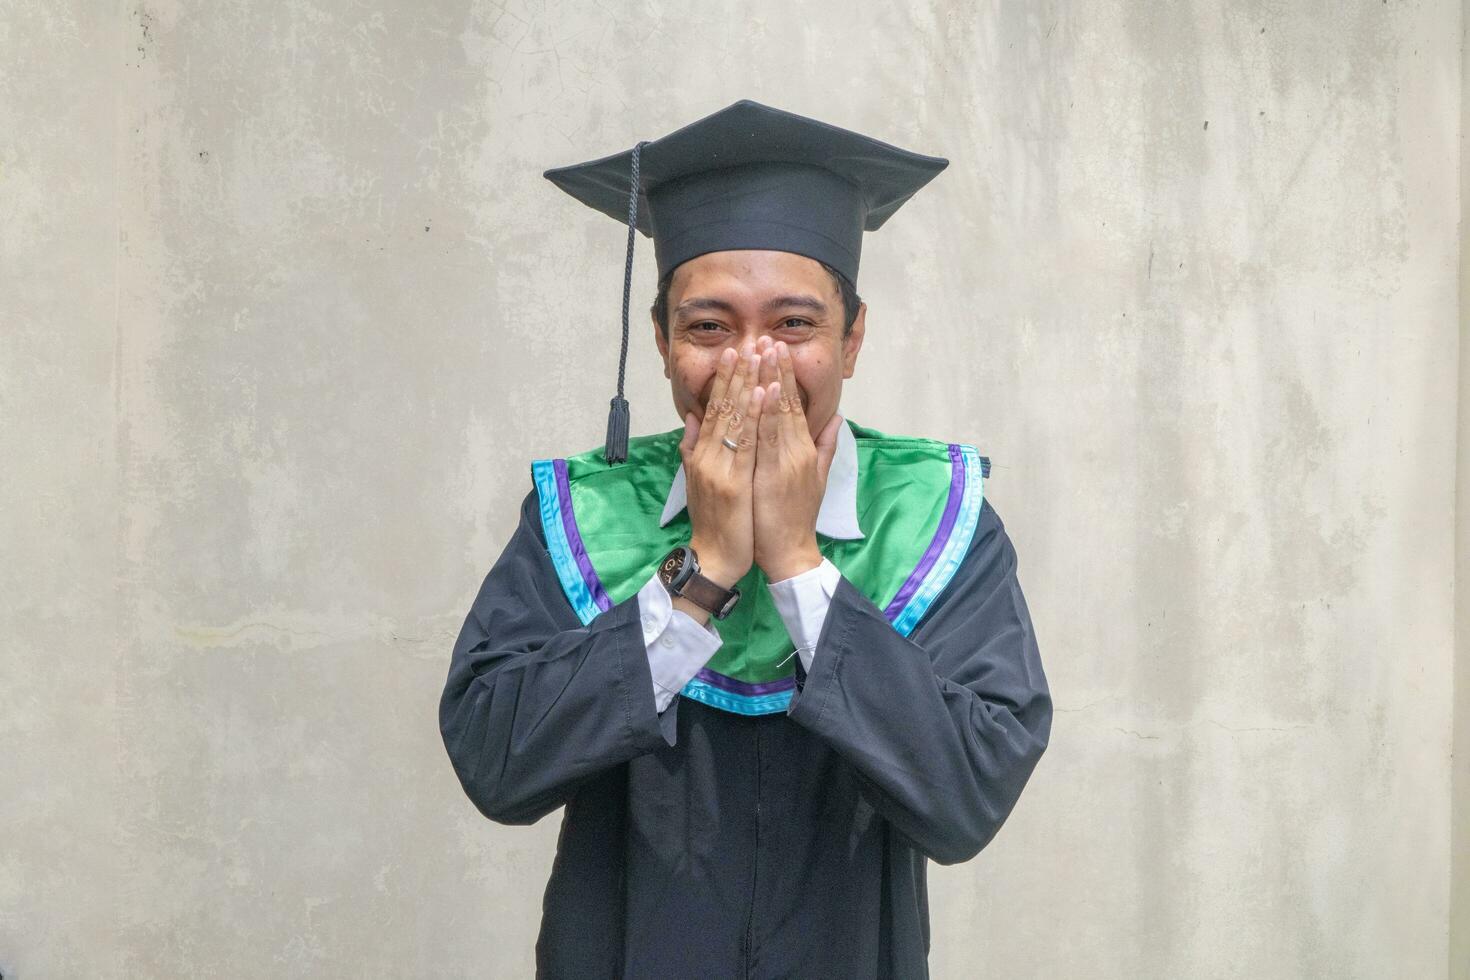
530, 419, 989, 716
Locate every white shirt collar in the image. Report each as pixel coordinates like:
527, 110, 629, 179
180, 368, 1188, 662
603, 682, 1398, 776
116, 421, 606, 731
658, 416, 864, 540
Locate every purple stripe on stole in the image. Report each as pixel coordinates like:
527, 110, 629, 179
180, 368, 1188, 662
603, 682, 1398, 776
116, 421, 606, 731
883, 444, 965, 620
553, 458, 612, 612
694, 667, 796, 696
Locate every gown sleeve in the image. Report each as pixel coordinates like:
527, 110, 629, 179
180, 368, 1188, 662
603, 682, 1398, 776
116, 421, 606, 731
786, 497, 1052, 866
438, 488, 678, 826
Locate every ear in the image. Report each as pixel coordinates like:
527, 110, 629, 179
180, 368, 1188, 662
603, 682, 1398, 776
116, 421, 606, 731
652, 313, 671, 378
841, 302, 866, 379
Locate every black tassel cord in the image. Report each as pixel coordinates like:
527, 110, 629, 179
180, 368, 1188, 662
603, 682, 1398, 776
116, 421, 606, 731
603, 139, 649, 465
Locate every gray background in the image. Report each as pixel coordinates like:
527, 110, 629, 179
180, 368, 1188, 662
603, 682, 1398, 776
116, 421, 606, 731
2, 0, 1465, 977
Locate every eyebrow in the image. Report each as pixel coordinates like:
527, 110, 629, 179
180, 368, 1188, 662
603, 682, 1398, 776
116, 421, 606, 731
673, 294, 829, 321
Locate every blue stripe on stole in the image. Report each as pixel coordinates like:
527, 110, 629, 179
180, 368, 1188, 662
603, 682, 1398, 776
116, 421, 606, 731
888, 445, 985, 636
682, 678, 794, 716
531, 459, 602, 625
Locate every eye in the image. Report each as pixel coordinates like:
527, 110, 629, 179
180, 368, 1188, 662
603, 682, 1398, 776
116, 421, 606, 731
780, 318, 813, 331
690, 321, 723, 332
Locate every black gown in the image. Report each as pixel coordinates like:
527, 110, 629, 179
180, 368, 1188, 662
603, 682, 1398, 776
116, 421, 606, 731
439, 487, 1052, 979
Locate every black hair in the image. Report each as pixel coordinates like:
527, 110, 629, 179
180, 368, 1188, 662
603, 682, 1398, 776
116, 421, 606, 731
650, 259, 861, 341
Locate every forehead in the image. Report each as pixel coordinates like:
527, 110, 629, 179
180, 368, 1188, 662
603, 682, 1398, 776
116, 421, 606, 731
669, 250, 833, 298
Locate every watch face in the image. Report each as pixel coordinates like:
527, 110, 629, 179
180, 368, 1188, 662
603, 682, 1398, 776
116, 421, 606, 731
658, 547, 689, 589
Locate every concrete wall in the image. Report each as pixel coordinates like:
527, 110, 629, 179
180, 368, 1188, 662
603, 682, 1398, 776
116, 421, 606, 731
2, 1, 1460, 976
1454, 5, 1469, 979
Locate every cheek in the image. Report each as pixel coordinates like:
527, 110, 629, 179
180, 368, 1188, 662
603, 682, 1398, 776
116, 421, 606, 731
790, 355, 836, 399
672, 355, 716, 399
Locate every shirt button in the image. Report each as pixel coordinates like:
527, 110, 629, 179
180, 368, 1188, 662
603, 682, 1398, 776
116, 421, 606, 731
659, 635, 675, 648
642, 617, 656, 631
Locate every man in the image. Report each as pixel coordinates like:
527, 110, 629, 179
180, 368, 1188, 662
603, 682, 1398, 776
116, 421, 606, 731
439, 100, 1051, 979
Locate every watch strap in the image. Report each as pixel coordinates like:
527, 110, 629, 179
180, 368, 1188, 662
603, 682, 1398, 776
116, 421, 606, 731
679, 569, 739, 619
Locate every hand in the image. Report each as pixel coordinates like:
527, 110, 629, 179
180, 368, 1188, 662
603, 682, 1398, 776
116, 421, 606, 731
751, 339, 842, 582
678, 343, 766, 588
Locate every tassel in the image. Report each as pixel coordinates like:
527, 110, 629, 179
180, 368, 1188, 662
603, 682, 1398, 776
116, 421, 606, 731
602, 140, 648, 466
604, 394, 630, 464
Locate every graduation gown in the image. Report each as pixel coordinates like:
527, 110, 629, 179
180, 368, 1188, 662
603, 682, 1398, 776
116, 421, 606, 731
439, 486, 1051, 979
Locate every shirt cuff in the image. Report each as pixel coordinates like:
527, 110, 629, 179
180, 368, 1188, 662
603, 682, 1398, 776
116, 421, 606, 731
766, 557, 841, 674
637, 571, 723, 714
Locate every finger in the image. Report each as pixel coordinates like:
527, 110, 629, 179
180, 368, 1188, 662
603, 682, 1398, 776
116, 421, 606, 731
700, 347, 740, 444
680, 412, 700, 458
759, 345, 778, 391
701, 348, 742, 452
739, 384, 766, 475
775, 342, 807, 442
722, 347, 752, 425
759, 380, 783, 456
721, 350, 759, 468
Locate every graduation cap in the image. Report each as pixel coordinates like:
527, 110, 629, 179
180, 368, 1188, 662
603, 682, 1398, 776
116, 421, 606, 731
543, 99, 948, 463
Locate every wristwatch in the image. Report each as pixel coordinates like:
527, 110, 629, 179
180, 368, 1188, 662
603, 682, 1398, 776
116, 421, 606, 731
657, 544, 741, 620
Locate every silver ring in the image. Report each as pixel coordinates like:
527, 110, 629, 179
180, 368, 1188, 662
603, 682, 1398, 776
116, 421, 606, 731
721, 437, 739, 451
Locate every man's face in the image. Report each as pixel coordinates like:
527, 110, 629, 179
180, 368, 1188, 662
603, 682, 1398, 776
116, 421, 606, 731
652, 250, 867, 440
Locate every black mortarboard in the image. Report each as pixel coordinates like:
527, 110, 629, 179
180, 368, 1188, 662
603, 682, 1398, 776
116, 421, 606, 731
543, 99, 948, 463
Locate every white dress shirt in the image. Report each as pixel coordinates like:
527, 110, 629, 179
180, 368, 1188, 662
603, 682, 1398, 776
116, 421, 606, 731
641, 419, 863, 713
